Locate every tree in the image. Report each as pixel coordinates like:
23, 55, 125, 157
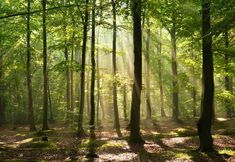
0, 51, 5, 127
197, 0, 214, 152
86, 0, 98, 158
224, 30, 233, 118
170, 11, 179, 122
89, 0, 96, 136
111, 0, 122, 137
77, 0, 89, 136
157, 28, 166, 117
129, 0, 144, 144
145, 18, 152, 119
26, 0, 36, 131
42, 0, 49, 130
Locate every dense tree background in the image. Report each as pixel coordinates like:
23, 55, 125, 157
0, 0, 235, 161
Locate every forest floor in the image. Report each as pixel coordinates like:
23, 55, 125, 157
0, 117, 235, 162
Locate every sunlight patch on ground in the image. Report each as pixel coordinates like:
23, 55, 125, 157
219, 148, 235, 156
151, 131, 160, 135
216, 118, 228, 121
144, 140, 164, 153
15, 138, 33, 145
162, 137, 192, 148
99, 153, 138, 161
175, 152, 192, 160
101, 140, 127, 149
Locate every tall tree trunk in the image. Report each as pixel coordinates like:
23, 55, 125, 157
89, 0, 96, 137
77, 0, 89, 136
70, 14, 75, 118
170, 13, 179, 122
192, 85, 197, 117
96, 49, 100, 123
224, 30, 232, 118
63, 5, 71, 123
112, 0, 122, 137
191, 39, 197, 117
157, 28, 166, 117
123, 84, 128, 120
197, 0, 214, 152
48, 82, 54, 123
0, 58, 5, 127
96, 0, 103, 124
70, 39, 74, 118
145, 18, 151, 119
42, 0, 49, 130
26, 0, 36, 131
65, 46, 71, 123
129, 0, 144, 143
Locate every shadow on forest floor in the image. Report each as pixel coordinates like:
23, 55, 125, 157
0, 118, 235, 161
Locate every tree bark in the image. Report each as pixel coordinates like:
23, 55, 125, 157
170, 12, 179, 122
26, 0, 36, 131
65, 46, 71, 123
0, 53, 5, 127
89, 0, 96, 137
145, 18, 151, 119
96, 0, 103, 124
48, 82, 54, 123
123, 84, 128, 120
129, 0, 144, 143
42, 0, 49, 130
112, 0, 122, 137
77, 0, 89, 136
157, 28, 166, 117
224, 30, 232, 118
197, 0, 214, 152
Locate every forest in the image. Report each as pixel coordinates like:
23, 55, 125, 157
0, 0, 235, 161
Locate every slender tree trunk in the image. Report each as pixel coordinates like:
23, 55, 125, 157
77, 0, 89, 136
89, 0, 96, 137
42, 0, 49, 130
0, 60, 5, 127
0, 37, 5, 127
70, 38, 74, 117
26, 0, 36, 131
87, 63, 90, 115
123, 84, 128, 120
145, 18, 151, 119
224, 30, 232, 118
129, 0, 144, 143
197, 0, 214, 152
65, 46, 71, 123
170, 14, 179, 122
63, 5, 71, 123
96, 0, 103, 124
48, 82, 54, 123
192, 85, 197, 117
191, 40, 197, 117
96, 50, 100, 123
70, 15, 75, 117
157, 28, 166, 117
111, 0, 122, 137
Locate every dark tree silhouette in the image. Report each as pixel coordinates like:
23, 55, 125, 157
77, 0, 89, 137
112, 0, 122, 137
129, 0, 144, 144
197, 0, 214, 152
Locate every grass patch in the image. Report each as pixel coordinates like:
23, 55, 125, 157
100, 140, 126, 150
19, 141, 57, 150
175, 152, 192, 160
219, 148, 235, 156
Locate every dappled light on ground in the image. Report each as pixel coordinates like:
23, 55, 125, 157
0, 119, 234, 161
